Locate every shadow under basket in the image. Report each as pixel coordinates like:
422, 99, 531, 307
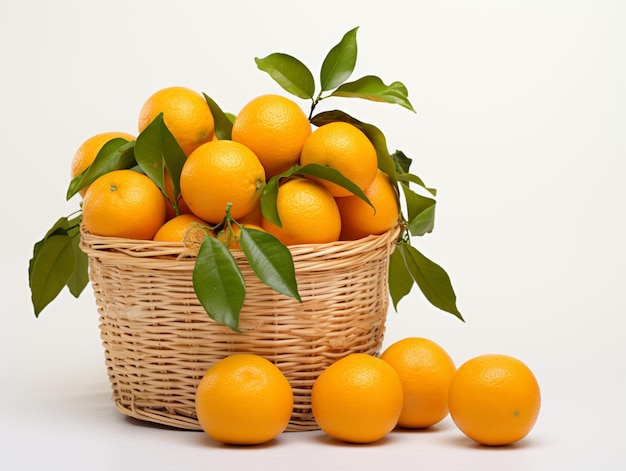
80, 225, 400, 432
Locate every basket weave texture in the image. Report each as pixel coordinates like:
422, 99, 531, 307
80, 225, 399, 431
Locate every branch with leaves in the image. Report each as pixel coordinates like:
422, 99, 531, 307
28, 26, 463, 331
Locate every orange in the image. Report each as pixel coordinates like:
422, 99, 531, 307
216, 223, 265, 249
195, 354, 294, 445
231, 94, 311, 178
311, 353, 403, 443
261, 178, 341, 246
380, 337, 456, 428
237, 200, 263, 226
180, 140, 266, 224
153, 214, 210, 242
82, 169, 166, 240
448, 354, 541, 446
299, 121, 378, 197
138, 86, 215, 156
336, 169, 399, 240
70, 131, 135, 198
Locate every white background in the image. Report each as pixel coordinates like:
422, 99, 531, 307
1, 0, 624, 469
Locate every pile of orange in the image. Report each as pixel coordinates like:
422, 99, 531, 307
192, 337, 540, 447
74, 86, 399, 247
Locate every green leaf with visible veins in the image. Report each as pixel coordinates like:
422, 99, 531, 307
331, 75, 416, 112
388, 246, 414, 310
397, 242, 463, 321
193, 235, 246, 332
255, 53, 315, 100
29, 234, 76, 316
400, 182, 436, 236
320, 26, 359, 91
66, 138, 135, 200
203, 93, 233, 140
66, 230, 89, 298
29, 214, 86, 315
239, 226, 301, 302
134, 113, 186, 212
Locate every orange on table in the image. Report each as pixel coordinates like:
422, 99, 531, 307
380, 337, 456, 428
180, 140, 266, 224
336, 169, 399, 240
70, 131, 135, 198
138, 86, 215, 156
261, 178, 341, 246
448, 354, 541, 446
311, 353, 403, 443
299, 121, 378, 197
82, 169, 166, 240
231, 94, 311, 178
195, 354, 293, 445
153, 214, 210, 242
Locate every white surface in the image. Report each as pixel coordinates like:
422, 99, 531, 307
1, 0, 624, 469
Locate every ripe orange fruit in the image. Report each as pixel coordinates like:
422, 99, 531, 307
138, 86, 215, 156
311, 353, 403, 443
153, 213, 210, 242
237, 200, 263, 226
448, 354, 541, 446
380, 337, 456, 429
299, 121, 378, 197
195, 354, 294, 445
70, 131, 135, 198
216, 223, 265, 249
180, 140, 266, 224
82, 169, 166, 240
336, 169, 399, 240
261, 178, 341, 246
231, 94, 311, 178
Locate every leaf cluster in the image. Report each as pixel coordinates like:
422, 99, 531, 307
28, 26, 463, 330
249, 26, 463, 321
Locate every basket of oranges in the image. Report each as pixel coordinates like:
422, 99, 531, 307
29, 28, 462, 431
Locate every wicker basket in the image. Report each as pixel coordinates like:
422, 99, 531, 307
80, 224, 400, 431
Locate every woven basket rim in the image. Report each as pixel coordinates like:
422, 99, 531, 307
80, 223, 402, 261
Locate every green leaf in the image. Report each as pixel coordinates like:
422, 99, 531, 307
28, 214, 86, 315
238, 226, 301, 302
255, 53, 315, 100
193, 235, 246, 332
261, 166, 301, 228
29, 234, 76, 316
134, 113, 187, 207
320, 26, 359, 91
391, 149, 413, 174
397, 242, 463, 321
261, 163, 373, 228
66, 230, 89, 298
203, 93, 233, 140
397, 172, 437, 197
400, 182, 436, 236
297, 163, 373, 207
330, 75, 416, 112
388, 246, 414, 311
311, 110, 397, 184
66, 138, 135, 200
